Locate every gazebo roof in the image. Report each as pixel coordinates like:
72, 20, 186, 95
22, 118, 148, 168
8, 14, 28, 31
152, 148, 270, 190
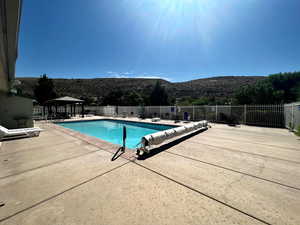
46, 96, 84, 104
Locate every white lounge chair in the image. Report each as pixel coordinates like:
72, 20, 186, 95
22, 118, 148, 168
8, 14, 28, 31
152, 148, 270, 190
151, 117, 160, 122
0, 125, 43, 141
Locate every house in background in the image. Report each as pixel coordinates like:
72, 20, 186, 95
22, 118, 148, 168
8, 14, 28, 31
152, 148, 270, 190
0, 0, 33, 129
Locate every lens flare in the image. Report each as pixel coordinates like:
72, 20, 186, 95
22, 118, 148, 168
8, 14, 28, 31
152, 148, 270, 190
123, 0, 218, 44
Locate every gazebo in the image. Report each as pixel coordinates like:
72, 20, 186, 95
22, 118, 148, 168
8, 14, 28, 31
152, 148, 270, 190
45, 96, 85, 118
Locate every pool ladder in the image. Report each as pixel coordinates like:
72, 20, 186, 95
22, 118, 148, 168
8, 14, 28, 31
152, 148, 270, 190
111, 126, 126, 161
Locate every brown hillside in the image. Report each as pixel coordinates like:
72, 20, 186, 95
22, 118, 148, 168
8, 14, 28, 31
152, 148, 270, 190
17, 76, 265, 101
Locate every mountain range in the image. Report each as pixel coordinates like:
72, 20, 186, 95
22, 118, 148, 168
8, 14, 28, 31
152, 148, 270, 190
17, 76, 265, 102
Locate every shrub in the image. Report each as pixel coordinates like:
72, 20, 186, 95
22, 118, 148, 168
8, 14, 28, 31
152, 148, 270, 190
219, 113, 239, 125
296, 125, 300, 136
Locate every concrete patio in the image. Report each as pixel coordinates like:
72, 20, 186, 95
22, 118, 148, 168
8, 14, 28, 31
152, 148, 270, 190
0, 118, 300, 225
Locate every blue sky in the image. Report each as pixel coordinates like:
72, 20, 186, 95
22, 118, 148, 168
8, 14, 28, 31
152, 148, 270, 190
16, 0, 300, 82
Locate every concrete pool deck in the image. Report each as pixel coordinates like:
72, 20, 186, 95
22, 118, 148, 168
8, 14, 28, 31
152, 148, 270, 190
0, 117, 300, 225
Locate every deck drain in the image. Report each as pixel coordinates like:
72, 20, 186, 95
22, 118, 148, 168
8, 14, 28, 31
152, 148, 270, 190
0, 202, 5, 207
3, 159, 8, 162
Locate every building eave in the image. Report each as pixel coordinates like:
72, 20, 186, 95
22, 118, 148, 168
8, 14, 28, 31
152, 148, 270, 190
0, 0, 22, 83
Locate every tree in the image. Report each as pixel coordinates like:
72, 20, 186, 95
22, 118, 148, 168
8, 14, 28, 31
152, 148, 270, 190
234, 81, 280, 104
234, 72, 300, 104
80, 96, 96, 105
102, 90, 124, 106
192, 97, 209, 105
34, 74, 57, 104
150, 81, 169, 105
102, 90, 145, 106
234, 85, 255, 105
124, 91, 144, 106
294, 84, 300, 101
269, 72, 300, 102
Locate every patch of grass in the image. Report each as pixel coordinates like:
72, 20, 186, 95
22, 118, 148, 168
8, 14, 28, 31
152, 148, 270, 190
295, 125, 300, 136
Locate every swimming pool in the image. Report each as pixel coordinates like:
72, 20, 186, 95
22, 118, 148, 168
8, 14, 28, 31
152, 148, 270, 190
57, 119, 176, 149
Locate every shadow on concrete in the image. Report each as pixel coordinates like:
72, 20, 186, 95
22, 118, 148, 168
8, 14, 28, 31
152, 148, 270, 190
0, 136, 35, 142
111, 147, 125, 161
138, 128, 208, 160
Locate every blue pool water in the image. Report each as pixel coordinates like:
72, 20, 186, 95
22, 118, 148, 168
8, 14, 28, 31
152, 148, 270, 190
57, 119, 176, 149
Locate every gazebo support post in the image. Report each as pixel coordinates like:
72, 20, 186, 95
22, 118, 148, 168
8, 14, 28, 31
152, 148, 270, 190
81, 104, 84, 118
73, 104, 75, 117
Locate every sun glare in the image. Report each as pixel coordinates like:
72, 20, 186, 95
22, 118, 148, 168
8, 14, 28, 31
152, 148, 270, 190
124, 0, 218, 44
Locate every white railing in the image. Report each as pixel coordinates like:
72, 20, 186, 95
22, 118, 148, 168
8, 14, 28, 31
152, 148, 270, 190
32, 105, 84, 120
33, 104, 287, 128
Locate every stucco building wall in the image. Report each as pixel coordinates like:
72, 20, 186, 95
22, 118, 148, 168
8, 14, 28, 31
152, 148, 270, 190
0, 93, 33, 129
